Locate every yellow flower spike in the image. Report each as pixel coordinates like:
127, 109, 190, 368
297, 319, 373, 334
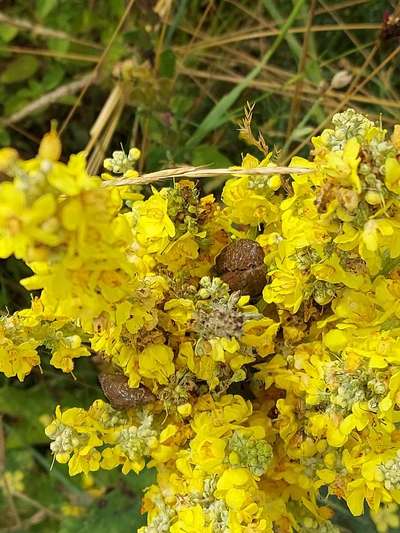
0, 147, 18, 171
38, 120, 62, 161
3, 110, 400, 529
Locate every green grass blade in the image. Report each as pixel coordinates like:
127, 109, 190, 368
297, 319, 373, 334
185, 0, 307, 150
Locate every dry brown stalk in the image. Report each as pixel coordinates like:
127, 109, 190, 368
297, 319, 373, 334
179, 66, 400, 112
0, 12, 102, 49
176, 23, 381, 53
286, 0, 317, 140
284, 42, 400, 163
59, 0, 136, 135
102, 165, 313, 187
0, 45, 99, 62
1, 73, 95, 126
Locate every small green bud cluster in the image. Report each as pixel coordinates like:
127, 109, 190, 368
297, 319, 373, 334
380, 451, 400, 490
312, 280, 336, 306
197, 276, 231, 301
164, 184, 200, 235
205, 499, 230, 532
117, 413, 157, 461
293, 246, 321, 272
324, 363, 387, 415
47, 423, 87, 457
228, 431, 273, 476
326, 109, 375, 151
103, 148, 140, 174
98, 402, 128, 429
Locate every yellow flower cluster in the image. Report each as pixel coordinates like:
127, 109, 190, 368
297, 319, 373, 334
1, 110, 400, 531
45, 400, 157, 476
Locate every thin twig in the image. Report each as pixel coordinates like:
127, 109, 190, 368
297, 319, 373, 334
0, 12, 103, 49
87, 97, 125, 175
0, 45, 99, 62
13, 491, 61, 521
0, 510, 47, 533
102, 165, 313, 187
1, 73, 95, 126
179, 66, 400, 111
86, 83, 123, 153
59, 0, 136, 136
175, 23, 381, 53
284, 42, 400, 163
286, 0, 317, 140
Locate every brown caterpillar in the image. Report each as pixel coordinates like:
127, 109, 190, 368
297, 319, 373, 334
99, 373, 155, 410
215, 239, 267, 298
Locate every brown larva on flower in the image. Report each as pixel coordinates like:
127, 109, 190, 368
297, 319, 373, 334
215, 239, 267, 298
99, 373, 155, 410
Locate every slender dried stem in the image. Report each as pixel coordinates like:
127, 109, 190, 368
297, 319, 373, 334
59, 0, 136, 135
102, 165, 313, 187
0, 12, 102, 49
2, 73, 95, 126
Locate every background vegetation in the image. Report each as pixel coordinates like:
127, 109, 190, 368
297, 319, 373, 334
0, 0, 399, 531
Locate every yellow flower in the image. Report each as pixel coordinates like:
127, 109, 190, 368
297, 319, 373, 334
263, 258, 308, 313
312, 253, 369, 290
0, 339, 40, 381
68, 448, 101, 476
222, 154, 280, 227
190, 434, 226, 473
242, 317, 279, 357
164, 298, 195, 332
324, 137, 361, 192
215, 468, 256, 510
361, 219, 394, 252
170, 505, 211, 533
61, 504, 86, 517
371, 503, 400, 533
0, 147, 18, 171
0, 183, 59, 260
384, 157, 400, 194
158, 232, 199, 271
133, 190, 175, 253
50, 335, 91, 373
0, 470, 24, 493
139, 344, 175, 384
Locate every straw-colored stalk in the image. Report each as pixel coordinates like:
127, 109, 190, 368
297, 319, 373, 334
102, 165, 313, 187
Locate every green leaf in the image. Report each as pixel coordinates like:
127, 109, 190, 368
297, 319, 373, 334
46, 37, 70, 53
36, 0, 58, 19
321, 495, 377, 533
0, 384, 54, 446
0, 126, 10, 147
42, 63, 65, 90
171, 95, 193, 117
192, 145, 231, 168
159, 48, 176, 79
59, 487, 147, 533
0, 24, 18, 43
1, 56, 40, 84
